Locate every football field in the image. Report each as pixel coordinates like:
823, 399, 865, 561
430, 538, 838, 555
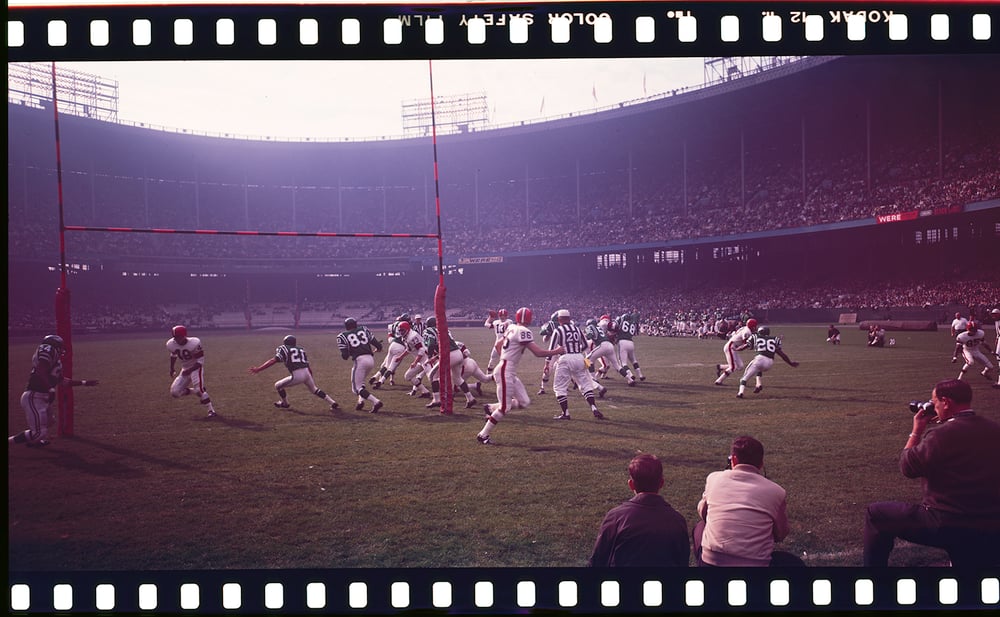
8, 324, 1000, 570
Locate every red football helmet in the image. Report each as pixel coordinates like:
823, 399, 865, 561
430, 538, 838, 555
746, 318, 758, 331
172, 325, 188, 339
398, 321, 411, 334
515, 307, 533, 326
497, 308, 508, 319
967, 322, 977, 332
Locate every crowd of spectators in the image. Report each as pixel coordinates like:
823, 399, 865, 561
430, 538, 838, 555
8, 126, 997, 262
11, 276, 996, 336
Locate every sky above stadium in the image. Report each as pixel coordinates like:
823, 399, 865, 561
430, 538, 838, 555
13, 0, 708, 139
59, 58, 706, 139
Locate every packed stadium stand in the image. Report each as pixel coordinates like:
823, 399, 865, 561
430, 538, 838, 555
8, 54, 999, 334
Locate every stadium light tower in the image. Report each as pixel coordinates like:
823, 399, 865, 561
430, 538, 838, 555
8, 62, 119, 122
703, 57, 803, 87
401, 92, 489, 137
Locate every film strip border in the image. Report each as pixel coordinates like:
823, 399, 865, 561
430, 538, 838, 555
5, 1, 999, 62
6, 0, 1000, 614
9, 567, 1000, 613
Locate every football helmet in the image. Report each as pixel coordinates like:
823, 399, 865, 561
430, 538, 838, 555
600, 314, 611, 322
425, 317, 437, 328
967, 322, 977, 332
746, 318, 758, 331
344, 318, 358, 330
586, 318, 597, 327
283, 335, 297, 347
398, 321, 411, 334
399, 313, 411, 323
42, 334, 65, 352
757, 326, 771, 336
172, 325, 187, 339
516, 307, 533, 326
497, 308, 508, 319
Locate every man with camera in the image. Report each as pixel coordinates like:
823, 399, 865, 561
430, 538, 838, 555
693, 436, 798, 567
863, 379, 1000, 567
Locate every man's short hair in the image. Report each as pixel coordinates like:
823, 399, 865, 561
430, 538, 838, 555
628, 454, 663, 493
934, 379, 973, 405
731, 436, 765, 469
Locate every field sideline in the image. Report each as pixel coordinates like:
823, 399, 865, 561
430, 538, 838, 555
8, 324, 1000, 570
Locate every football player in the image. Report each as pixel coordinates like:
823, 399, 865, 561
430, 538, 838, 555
484, 308, 512, 372
476, 307, 564, 445
248, 335, 339, 411
338, 318, 384, 413
613, 311, 645, 382
715, 318, 757, 385
583, 317, 626, 389
952, 322, 995, 382
737, 326, 799, 398
9, 334, 100, 447
166, 325, 218, 418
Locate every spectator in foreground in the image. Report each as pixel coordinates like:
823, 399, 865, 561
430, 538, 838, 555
863, 379, 1000, 566
588, 453, 690, 567
693, 436, 800, 566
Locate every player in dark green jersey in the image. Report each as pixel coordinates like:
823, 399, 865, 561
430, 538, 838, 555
338, 318, 384, 413
737, 326, 799, 398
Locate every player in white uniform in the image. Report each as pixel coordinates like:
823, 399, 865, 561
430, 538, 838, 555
476, 307, 564, 445
166, 325, 218, 418
715, 318, 757, 385
398, 322, 432, 398
952, 322, 995, 381
372, 316, 410, 389
9, 334, 100, 447
550, 310, 605, 420
484, 308, 513, 372
248, 335, 339, 411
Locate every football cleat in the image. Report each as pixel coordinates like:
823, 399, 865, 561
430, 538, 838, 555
598, 387, 607, 399
475, 382, 483, 397
476, 434, 494, 445
628, 378, 636, 387
274, 401, 290, 409
372, 381, 381, 390
465, 398, 477, 409
355, 401, 365, 411
408, 386, 418, 396
715, 364, 723, 378
753, 386, 763, 394
426, 400, 441, 408
368, 376, 377, 385
330, 402, 340, 411
371, 401, 383, 413
553, 413, 571, 420
639, 376, 646, 381
592, 409, 605, 420
27, 439, 52, 448
207, 410, 218, 418
537, 387, 546, 395
737, 393, 744, 399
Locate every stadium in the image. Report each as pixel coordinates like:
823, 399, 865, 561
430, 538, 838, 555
8, 49, 1000, 584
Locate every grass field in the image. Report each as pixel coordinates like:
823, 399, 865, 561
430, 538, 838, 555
8, 324, 1000, 571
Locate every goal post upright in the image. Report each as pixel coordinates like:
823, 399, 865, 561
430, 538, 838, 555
51, 62, 77, 437
428, 59, 454, 415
